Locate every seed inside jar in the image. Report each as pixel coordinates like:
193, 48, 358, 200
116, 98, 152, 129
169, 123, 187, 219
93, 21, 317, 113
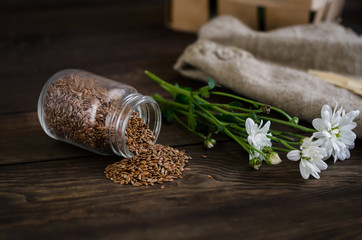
42, 73, 136, 154
104, 112, 191, 187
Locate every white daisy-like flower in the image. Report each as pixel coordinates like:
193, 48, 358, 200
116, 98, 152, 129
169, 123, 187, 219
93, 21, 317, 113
312, 103, 359, 162
245, 118, 272, 166
287, 137, 328, 179
246, 118, 272, 149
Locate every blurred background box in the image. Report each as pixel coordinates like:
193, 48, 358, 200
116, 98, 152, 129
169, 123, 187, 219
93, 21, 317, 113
165, 0, 345, 32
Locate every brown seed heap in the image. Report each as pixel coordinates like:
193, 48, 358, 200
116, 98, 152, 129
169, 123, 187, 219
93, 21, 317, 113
125, 112, 155, 154
104, 113, 191, 186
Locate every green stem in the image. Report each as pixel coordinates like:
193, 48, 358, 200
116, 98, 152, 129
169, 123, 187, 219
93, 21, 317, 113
173, 114, 207, 140
145, 70, 191, 96
199, 103, 263, 113
272, 147, 291, 153
174, 108, 219, 133
259, 116, 315, 133
269, 136, 297, 150
152, 94, 188, 110
194, 95, 247, 123
269, 130, 295, 141
193, 101, 262, 156
229, 127, 248, 139
223, 127, 267, 158
175, 104, 262, 156
281, 132, 305, 139
211, 91, 293, 121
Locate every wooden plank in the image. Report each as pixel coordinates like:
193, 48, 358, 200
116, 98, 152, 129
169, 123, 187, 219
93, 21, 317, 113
0, 111, 204, 165
219, 0, 313, 30
0, 31, 196, 114
313, 3, 328, 23
168, 0, 209, 32
0, 1, 196, 114
218, 0, 259, 30
0, 142, 361, 239
308, 69, 362, 96
265, 7, 310, 30
311, 0, 328, 11
324, 0, 345, 21
224, 0, 312, 10
0, 2, 164, 34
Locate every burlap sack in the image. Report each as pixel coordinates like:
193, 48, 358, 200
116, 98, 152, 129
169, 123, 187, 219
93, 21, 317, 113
199, 16, 362, 76
174, 39, 362, 138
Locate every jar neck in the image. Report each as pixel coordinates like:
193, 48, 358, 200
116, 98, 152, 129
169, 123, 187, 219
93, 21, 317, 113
109, 93, 161, 158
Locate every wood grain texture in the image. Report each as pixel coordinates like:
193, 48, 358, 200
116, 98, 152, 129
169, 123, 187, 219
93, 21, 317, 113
0, 112, 204, 165
0, 141, 361, 239
0, 1, 361, 239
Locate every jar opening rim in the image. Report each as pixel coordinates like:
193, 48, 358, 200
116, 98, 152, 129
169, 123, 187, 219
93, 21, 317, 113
111, 93, 161, 158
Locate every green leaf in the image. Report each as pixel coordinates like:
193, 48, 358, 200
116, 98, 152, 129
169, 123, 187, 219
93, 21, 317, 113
228, 101, 243, 107
208, 77, 215, 90
188, 107, 197, 130
175, 94, 189, 104
199, 86, 210, 98
161, 107, 175, 123
250, 112, 258, 122
182, 87, 193, 92
196, 120, 209, 134
214, 114, 238, 123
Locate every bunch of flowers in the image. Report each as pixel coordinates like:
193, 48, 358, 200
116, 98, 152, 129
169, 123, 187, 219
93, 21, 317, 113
146, 71, 359, 179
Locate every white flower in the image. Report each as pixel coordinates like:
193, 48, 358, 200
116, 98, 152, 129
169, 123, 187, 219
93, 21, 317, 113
204, 139, 216, 149
266, 152, 282, 165
287, 137, 328, 179
312, 103, 359, 162
245, 118, 272, 161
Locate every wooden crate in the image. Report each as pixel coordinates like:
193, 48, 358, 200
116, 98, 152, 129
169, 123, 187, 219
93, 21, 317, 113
165, 0, 345, 32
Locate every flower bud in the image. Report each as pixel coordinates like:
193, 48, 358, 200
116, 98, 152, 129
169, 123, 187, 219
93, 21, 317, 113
249, 157, 262, 170
290, 117, 299, 125
262, 105, 271, 114
262, 146, 272, 154
204, 139, 216, 149
265, 152, 282, 165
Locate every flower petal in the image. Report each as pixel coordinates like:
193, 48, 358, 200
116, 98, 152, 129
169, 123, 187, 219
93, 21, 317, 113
339, 122, 357, 132
321, 105, 332, 121
310, 170, 320, 179
314, 160, 328, 171
259, 121, 271, 134
299, 161, 310, 179
245, 118, 254, 135
312, 118, 325, 131
287, 150, 300, 161
304, 160, 320, 174
339, 130, 356, 146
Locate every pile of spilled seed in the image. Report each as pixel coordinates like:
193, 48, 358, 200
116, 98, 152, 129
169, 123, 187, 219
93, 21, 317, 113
104, 112, 191, 187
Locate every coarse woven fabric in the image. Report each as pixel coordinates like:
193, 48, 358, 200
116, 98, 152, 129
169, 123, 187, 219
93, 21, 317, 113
199, 16, 362, 76
174, 39, 362, 138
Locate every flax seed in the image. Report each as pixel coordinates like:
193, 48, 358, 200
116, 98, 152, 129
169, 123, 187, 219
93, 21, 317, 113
104, 112, 191, 186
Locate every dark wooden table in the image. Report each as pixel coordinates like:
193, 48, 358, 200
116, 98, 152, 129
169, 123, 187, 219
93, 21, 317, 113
1, 1, 361, 239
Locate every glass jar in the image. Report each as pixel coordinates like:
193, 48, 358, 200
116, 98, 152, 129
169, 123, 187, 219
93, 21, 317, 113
38, 69, 161, 157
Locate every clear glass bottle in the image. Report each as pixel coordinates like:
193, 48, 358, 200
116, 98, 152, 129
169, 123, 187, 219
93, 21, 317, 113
38, 69, 161, 157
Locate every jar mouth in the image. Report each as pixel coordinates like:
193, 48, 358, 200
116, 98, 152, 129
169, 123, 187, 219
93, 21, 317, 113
110, 93, 162, 158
